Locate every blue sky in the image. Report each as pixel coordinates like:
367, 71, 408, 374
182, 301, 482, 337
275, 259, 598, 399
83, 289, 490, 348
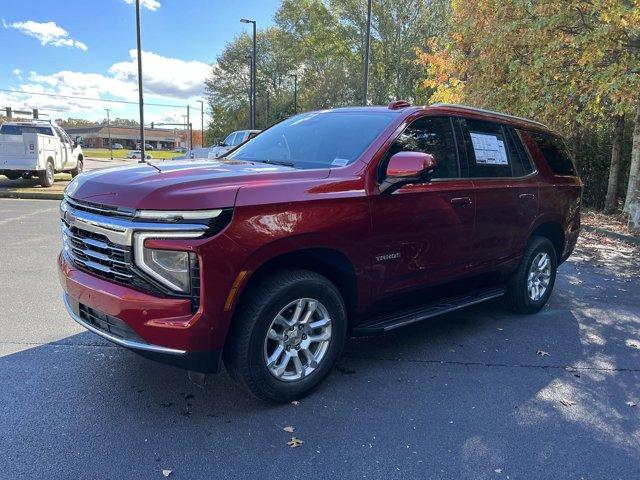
0, 0, 280, 128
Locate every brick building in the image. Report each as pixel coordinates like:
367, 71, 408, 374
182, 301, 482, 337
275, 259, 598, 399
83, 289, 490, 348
66, 125, 180, 150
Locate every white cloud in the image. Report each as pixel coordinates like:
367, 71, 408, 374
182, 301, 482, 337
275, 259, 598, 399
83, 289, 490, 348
12, 69, 21, 76
3, 20, 88, 51
122, 0, 161, 11
1, 50, 210, 123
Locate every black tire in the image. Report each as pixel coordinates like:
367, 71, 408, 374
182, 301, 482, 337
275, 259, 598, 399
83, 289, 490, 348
224, 269, 347, 402
4, 172, 21, 180
71, 157, 83, 178
506, 236, 557, 314
38, 160, 55, 187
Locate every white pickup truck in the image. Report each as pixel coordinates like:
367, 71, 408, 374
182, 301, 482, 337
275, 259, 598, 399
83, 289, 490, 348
0, 120, 84, 187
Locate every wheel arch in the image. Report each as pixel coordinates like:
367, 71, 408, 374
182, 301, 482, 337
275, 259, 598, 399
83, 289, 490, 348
530, 221, 565, 262
234, 247, 358, 326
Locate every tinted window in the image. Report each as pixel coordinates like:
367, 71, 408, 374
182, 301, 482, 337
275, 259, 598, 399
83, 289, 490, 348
506, 127, 535, 177
461, 119, 511, 178
529, 132, 577, 176
229, 112, 395, 169
0, 124, 54, 136
387, 116, 459, 179
223, 133, 236, 145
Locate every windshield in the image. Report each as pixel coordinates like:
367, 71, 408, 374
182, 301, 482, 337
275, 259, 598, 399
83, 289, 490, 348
228, 111, 396, 169
0, 124, 54, 136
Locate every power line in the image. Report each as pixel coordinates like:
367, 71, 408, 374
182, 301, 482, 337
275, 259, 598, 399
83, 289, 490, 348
0, 88, 205, 112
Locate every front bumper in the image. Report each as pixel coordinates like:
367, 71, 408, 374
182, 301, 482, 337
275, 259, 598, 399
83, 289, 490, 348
59, 253, 223, 372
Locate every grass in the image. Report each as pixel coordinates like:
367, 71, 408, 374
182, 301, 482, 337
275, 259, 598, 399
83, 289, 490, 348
83, 148, 181, 160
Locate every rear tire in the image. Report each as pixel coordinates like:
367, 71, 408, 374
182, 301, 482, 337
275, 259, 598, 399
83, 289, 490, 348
71, 157, 83, 178
224, 269, 347, 402
38, 160, 55, 187
506, 236, 557, 314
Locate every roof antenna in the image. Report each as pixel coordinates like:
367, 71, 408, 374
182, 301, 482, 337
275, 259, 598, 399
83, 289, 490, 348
146, 160, 162, 173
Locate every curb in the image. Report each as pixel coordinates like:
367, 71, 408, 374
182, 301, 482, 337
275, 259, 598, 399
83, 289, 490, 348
582, 224, 640, 246
0, 190, 64, 201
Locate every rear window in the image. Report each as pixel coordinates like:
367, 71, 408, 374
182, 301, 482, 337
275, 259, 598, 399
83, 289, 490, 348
0, 124, 54, 136
529, 132, 577, 176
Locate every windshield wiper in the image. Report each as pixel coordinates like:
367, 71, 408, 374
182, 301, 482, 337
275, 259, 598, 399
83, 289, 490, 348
252, 159, 295, 167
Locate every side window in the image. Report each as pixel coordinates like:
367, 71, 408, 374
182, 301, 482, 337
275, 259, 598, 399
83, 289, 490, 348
505, 127, 535, 177
55, 127, 70, 144
460, 119, 511, 178
529, 131, 577, 176
386, 116, 459, 179
223, 133, 236, 146
247, 132, 258, 140
234, 132, 247, 145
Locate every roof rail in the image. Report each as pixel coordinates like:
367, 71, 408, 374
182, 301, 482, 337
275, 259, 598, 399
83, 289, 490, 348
430, 103, 548, 129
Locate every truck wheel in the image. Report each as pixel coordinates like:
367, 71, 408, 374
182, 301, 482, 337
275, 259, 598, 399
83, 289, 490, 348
71, 157, 84, 178
38, 160, 55, 187
506, 236, 557, 314
224, 269, 347, 402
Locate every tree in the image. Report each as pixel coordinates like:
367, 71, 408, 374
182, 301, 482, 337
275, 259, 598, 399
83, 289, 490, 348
56, 118, 96, 128
418, 0, 640, 211
604, 114, 625, 213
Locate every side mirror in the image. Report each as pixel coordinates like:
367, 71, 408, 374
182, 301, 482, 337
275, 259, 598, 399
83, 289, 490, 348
380, 151, 437, 193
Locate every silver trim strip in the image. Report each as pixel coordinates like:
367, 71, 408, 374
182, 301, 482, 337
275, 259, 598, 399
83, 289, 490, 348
62, 294, 187, 355
61, 202, 208, 245
431, 103, 549, 129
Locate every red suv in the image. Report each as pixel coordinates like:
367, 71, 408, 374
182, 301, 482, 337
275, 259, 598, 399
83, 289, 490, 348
58, 103, 581, 401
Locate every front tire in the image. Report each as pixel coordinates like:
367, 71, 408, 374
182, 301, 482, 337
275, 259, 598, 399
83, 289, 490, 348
38, 160, 55, 187
224, 269, 347, 402
506, 236, 557, 314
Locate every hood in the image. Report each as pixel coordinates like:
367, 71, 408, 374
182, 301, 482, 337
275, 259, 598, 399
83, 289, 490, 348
66, 159, 329, 210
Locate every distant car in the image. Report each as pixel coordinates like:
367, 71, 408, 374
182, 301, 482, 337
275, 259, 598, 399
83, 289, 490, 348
174, 146, 187, 153
175, 147, 211, 160
126, 150, 152, 160
136, 143, 154, 151
112, 143, 123, 150
208, 129, 261, 159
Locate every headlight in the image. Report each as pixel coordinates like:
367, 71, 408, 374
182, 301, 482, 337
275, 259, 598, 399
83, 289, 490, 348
135, 209, 222, 222
133, 232, 202, 293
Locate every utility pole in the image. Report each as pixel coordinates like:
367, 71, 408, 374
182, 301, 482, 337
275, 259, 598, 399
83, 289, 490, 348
135, 0, 146, 163
290, 73, 298, 114
197, 99, 204, 147
241, 18, 257, 129
363, 0, 372, 106
187, 105, 192, 150
105, 108, 113, 160
182, 114, 187, 149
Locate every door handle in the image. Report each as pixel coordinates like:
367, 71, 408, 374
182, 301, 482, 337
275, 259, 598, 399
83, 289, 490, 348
519, 193, 535, 200
450, 197, 472, 206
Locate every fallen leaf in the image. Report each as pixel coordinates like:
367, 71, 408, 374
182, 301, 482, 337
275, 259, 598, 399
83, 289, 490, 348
287, 437, 304, 448
291, 401, 300, 406
560, 398, 576, 407
283, 426, 295, 433
495, 468, 502, 473
162, 470, 172, 477
625, 401, 637, 407
537, 350, 550, 357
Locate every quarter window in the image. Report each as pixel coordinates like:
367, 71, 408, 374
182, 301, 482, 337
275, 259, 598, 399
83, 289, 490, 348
529, 132, 577, 176
387, 116, 459, 179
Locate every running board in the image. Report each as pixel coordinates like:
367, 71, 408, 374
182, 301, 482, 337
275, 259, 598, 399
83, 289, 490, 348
353, 286, 506, 335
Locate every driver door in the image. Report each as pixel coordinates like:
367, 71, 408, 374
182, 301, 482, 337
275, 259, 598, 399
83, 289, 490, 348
369, 116, 476, 302
55, 127, 72, 169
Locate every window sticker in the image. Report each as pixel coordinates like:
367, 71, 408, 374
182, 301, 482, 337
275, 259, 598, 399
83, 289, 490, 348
470, 132, 508, 165
331, 158, 349, 167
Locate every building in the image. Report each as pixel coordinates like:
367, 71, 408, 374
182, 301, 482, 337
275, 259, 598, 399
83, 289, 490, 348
66, 125, 181, 150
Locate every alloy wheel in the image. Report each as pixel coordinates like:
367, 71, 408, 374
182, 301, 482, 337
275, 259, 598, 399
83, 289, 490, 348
263, 298, 332, 382
527, 252, 551, 301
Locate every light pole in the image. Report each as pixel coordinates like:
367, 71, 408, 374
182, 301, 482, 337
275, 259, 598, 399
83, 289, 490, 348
187, 105, 192, 150
105, 108, 113, 160
240, 18, 257, 129
363, 0, 372, 106
196, 99, 204, 147
135, 0, 146, 163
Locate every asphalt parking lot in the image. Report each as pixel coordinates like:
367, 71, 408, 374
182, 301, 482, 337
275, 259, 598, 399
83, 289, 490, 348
1, 198, 639, 479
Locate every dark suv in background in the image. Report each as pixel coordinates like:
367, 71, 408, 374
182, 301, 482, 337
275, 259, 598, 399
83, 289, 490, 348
59, 102, 581, 401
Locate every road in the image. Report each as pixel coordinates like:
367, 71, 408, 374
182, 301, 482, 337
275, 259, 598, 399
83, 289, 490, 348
1, 198, 639, 479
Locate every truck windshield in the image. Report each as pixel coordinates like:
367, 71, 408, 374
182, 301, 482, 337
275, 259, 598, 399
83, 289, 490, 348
227, 111, 396, 169
0, 125, 54, 136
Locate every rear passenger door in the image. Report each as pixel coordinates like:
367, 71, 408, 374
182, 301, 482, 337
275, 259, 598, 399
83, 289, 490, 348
456, 118, 538, 269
